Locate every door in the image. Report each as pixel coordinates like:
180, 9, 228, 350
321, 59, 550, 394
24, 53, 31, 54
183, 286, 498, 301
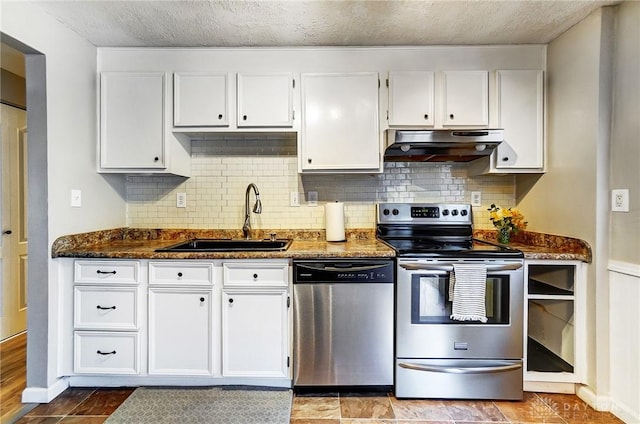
148, 288, 213, 375
1, 104, 28, 340
222, 289, 289, 378
300, 72, 380, 170
396, 260, 523, 359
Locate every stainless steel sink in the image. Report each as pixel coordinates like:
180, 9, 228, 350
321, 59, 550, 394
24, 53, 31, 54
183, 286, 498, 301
155, 238, 292, 252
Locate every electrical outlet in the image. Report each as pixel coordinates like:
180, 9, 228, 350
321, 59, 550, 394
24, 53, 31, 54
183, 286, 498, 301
290, 191, 300, 207
71, 189, 82, 207
307, 191, 318, 207
471, 191, 482, 207
611, 189, 629, 212
176, 192, 187, 208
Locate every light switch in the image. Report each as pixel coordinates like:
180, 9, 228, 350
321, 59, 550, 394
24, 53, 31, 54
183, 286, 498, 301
71, 189, 82, 207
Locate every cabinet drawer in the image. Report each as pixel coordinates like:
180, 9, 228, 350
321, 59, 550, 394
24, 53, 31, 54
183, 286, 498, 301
74, 287, 138, 330
74, 260, 139, 285
149, 262, 214, 286
74, 331, 139, 375
223, 262, 288, 287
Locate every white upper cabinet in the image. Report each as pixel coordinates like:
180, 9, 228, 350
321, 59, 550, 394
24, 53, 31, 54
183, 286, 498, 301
387, 70, 488, 128
99, 72, 191, 176
468, 69, 544, 175
441, 70, 489, 127
300, 72, 381, 172
173, 72, 294, 130
388, 71, 435, 127
173, 72, 229, 127
100, 72, 166, 169
495, 70, 544, 170
237, 73, 294, 127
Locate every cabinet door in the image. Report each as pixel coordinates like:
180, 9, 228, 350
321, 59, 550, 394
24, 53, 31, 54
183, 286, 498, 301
388, 71, 434, 126
174, 73, 229, 127
442, 71, 489, 127
100, 72, 166, 169
301, 72, 380, 170
237, 73, 294, 127
148, 288, 213, 375
495, 70, 544, 169
222, 290, 289, 378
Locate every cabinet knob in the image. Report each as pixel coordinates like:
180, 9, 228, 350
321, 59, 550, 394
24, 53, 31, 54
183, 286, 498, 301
153, 157, 159, 162
424, 114, 429, 120
177, 272, 183, 277
199, 297, 205, 302
243, 115, 248, 121
502, 157, 510, 162
307, 158, 312, 164
2, 230, 12, 235
218, 114, 223, 120
228, 298, 234, 304
449, 113, 455, 120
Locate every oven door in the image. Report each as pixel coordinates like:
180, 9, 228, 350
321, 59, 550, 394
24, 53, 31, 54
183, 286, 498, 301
396, 258, 524, 359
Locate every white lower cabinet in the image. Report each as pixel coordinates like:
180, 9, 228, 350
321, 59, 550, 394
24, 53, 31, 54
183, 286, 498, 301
524, 260, 586, 392
222, 290, 289, 378
71, 260, 142, 376
148, 288, 213, 376
148, 261, 215, 376
221, 260, 291, 379
67, 258, 291, 386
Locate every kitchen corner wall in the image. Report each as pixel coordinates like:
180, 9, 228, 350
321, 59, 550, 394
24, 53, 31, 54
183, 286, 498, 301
126, 133, 515, 231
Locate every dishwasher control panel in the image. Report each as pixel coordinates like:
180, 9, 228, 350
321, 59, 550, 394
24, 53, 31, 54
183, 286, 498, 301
293, 259, 395, 283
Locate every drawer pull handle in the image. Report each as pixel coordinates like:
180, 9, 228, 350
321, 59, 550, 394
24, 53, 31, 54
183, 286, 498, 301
96, 350, 116, 356
96, 305, 116, 310
96, 270, 117, 275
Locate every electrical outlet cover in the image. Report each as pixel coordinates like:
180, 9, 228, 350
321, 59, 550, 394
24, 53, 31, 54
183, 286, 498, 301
611, 189, 629, 212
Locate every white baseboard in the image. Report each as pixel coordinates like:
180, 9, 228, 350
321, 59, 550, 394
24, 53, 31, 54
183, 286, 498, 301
21, 378, 69, 403
576, 385, 610, 411
609, 400, 640, 424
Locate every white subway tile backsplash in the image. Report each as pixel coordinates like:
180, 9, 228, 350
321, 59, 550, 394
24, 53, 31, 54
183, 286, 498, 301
126, 136, 515, 230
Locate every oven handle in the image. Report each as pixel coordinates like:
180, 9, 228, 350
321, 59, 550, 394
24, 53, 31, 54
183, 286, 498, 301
399, 262, 522, 272
398, 361, 522, 374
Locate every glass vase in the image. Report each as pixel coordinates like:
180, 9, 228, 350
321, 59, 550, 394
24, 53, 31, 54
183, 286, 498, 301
497, 227, 511, 244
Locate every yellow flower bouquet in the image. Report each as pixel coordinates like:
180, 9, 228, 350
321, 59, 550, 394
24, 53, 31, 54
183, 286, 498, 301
488, 204, 528, 244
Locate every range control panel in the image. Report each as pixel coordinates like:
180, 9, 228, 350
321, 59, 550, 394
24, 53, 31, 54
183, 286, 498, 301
377, 203, 472, 225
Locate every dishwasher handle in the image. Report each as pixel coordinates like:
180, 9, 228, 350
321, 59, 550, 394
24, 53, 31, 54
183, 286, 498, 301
296, 263, 391, 273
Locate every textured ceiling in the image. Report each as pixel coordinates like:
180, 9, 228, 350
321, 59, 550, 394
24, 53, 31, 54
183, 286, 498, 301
31, 0, 621, 48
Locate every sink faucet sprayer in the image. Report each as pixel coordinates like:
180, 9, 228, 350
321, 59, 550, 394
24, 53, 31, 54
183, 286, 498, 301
243, 183, 262, 239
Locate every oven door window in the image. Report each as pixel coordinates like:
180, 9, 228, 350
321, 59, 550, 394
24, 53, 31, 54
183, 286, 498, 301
410, 273, 510, 324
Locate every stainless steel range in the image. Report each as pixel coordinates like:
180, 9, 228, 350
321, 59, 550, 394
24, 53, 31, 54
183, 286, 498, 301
376, 203, 524, 400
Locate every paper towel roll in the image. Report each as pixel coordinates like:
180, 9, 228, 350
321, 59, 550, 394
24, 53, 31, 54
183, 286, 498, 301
325, 201, 346, 242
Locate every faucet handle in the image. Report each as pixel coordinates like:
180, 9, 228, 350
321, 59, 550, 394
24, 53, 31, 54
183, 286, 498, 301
269, 233, 277, 241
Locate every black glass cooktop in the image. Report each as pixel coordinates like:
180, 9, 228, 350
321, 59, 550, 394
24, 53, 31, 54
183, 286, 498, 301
378, 237, 524, 258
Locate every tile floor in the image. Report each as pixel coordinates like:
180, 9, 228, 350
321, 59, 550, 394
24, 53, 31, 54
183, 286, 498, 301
13, 388, 624, 424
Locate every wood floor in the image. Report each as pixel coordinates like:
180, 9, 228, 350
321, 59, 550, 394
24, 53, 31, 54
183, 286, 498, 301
0, 332, 32, 424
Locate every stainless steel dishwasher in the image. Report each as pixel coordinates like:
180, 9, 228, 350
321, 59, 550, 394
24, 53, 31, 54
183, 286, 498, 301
293, 259, 395, 387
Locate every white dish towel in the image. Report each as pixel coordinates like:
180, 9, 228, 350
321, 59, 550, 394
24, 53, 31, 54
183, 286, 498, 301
449, 263, 488, 323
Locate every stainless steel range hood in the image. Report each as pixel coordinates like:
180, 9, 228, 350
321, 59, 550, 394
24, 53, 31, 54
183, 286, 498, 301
384, 129, 504, 162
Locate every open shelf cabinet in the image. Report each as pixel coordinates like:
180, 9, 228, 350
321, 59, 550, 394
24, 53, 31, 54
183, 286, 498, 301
524, 260, 586, 391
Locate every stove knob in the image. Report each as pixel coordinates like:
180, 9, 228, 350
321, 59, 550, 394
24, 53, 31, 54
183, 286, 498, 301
392, 209, 400, 215
460, 209, 468, 216
383, 208, 390, 216
442, 209, 449, 216
451, 209, 459, 216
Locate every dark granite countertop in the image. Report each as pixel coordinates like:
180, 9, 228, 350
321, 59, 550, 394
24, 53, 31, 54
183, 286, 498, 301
51, 228, 591, 263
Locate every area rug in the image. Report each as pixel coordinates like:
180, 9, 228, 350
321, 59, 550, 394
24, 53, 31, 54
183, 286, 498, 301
105, 386, 293, 424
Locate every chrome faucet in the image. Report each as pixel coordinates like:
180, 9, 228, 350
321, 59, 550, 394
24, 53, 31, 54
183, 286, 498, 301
242, 183, 262, 239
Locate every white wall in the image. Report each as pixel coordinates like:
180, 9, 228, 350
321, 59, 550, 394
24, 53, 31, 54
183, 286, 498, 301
608, 2, 640, 422
515, 6, 613, 406
1, 1, 126, 398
